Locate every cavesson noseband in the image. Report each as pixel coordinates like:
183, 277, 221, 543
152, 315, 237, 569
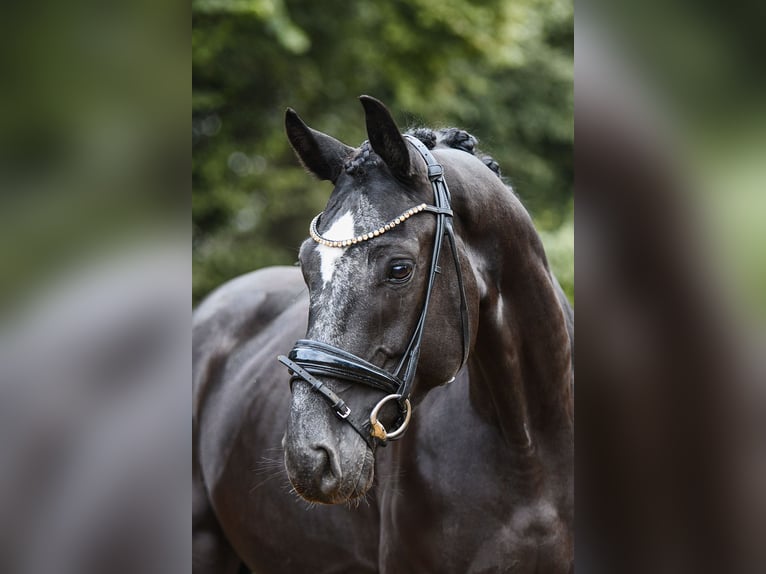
278, 135, 470, 448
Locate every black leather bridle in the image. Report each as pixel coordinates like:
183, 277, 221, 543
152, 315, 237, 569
278, 135, 470, 448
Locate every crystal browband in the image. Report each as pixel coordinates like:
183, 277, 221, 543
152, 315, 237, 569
309, 203, 429, 248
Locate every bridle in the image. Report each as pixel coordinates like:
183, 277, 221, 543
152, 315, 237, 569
278, 135, 470, 448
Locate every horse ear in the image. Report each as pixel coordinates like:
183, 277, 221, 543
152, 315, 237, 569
285, 108, 353, 183
359, 95, 412, 179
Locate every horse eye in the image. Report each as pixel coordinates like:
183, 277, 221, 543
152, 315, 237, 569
388, 262, 413, 282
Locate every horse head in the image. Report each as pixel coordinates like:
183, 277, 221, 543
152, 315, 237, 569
281, 96, 493, 504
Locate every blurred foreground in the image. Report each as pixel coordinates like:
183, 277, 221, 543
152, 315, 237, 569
0, 241, 189, 574
0, 1, 190, 573
576, 3, 766, 572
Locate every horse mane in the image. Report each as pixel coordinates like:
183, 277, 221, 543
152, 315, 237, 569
343, 127, 503, 180
407, 127, 502, 179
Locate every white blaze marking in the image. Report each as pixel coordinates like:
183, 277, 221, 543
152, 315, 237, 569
317, 211, 355, 286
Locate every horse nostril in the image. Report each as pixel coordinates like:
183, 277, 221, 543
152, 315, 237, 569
312, 444, 342, 495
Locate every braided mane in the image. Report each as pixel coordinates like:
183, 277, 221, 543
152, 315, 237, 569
344, 127, 502, 179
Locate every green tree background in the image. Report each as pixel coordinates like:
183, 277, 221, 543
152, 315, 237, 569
192, 0, 573, 305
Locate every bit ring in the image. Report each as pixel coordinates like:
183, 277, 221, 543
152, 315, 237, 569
369, 394, 412, 441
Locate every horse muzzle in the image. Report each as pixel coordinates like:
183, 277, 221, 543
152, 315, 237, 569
283, 384, 376, 503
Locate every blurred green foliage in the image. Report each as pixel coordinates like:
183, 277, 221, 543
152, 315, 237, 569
192, 0, 573, 305
0, 0, 187, 313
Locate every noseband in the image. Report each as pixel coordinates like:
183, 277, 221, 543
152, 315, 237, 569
278, 136, 470, 448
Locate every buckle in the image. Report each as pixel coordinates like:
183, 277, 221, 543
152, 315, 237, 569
335, 403, 351, 419
427, 163, 444, 181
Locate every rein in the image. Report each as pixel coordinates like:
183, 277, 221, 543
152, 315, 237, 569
278, 135, 470, 448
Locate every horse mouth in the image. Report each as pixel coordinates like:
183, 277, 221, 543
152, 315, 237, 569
287, 445, 375, 505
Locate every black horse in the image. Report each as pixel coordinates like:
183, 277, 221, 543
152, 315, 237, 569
193, 96, 573, 573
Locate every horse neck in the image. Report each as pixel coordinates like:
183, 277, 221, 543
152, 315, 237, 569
460, 188, 573, 452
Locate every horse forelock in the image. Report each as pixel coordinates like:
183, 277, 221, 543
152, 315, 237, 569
343, 141, 378, 175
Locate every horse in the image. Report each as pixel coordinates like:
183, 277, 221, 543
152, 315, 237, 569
193, 96, 574, 573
